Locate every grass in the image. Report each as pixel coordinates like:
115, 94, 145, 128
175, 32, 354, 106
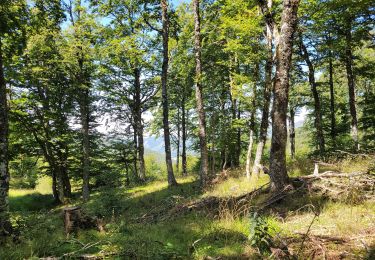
9, 176, 55, 212
2, 156, 374, 259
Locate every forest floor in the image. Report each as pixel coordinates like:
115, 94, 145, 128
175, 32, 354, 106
1, 155, 374, 259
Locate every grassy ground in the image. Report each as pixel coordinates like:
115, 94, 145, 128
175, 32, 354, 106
1, 157, 374, 259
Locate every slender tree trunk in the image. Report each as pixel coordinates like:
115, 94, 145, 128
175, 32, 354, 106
134, 68, 146, 181
161, 0, 177, 186
245, 130, 254, 179
79, 88, 90, 201
246, 74, 257, 179
269, 0, 300, 191
132, 124, 138, 181
50, 160, 66, 204
211, 135, 215, 175
61, 165, 72, 198
58, 142, 71, 198
236, 101, 241, 166
328, 48, 336, 146
229, 67, 238, 167
52, 172, 59, 203
125, 161, 130, 186
193, 0, 209, 186
300, 39, 325, 155
344, 22, 359, 150
0, 38, 11, 236
74, 3, 91, 201
182, 93, 187, 176
222, 148, 228, 171
176, 107, 180, 174
137, 122, 146, 180
288, 108, 295, 159
252, 2, 273, 176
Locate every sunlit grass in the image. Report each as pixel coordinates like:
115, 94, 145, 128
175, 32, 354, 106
3, 156, 374, 259
205, 173, 270, 198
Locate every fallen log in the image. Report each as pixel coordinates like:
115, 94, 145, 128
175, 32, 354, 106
298, 171, 367, 180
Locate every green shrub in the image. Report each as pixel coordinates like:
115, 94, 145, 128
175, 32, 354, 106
248, 212, 274, 255
9, 156, 39, 189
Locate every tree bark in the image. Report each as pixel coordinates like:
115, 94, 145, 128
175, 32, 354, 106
0, 37, 11, 236
193, 0, 209, 186
252, 0, 273, 176
269, 0, 300, 191
288, 107, 295, 159
246, 70, 257, 179
328, 48, 336, 146
299, 39, 325, 155
344, 21, 359, 150
74, 2, 90, 202
176, 107, 180, 174
134, 68, 146, 182
161, 0, 177, 186
52, 172, 59, 203
79, 88, 90, 201
236, 101, 241, 167
78, 54, 90, 201
182, 91, 187, 176
132, 123, 139, 181
245, 130, 254, 179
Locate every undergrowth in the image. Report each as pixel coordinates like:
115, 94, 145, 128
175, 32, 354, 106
1, 156, 374, 259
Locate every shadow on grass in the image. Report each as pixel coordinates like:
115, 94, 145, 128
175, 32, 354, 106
366, 243, 375, 260
10, 193, 56, 212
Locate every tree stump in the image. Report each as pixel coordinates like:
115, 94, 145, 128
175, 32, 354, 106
63, 206, 105, 237
63, 206, 82, 236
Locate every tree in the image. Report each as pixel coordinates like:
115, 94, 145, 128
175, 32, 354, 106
161, 0, 177, 186
64, 0, 97, 201
193, 0, 209, 186
269, 0, 300, 191
93, 0, 159, 182
0, 29, 10, 237
0, 0, 27, 235
12, 0, 74, 204
299, 35, 325, 155
252, 0, 275, 175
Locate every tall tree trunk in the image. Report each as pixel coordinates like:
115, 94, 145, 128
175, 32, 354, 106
236, 101, 241, 166
211, 135, 215, 175
79, 89, 90, 201
328, 48, 336, 146
269, 0, 300, 191
300, 39, 325, 155
288, 108, 295, 159
134, 68, 146, 181
52, 172, 59, 203
132, 123, 138, 181
0, 38, 11, 236
61, 165, 72, 198
161, 0, 177, 186
229, 65, 238, 168
58, 142, 71, 198
246, 72, 257, 179
50, 160, 66, 204
182, 92, 187, 176
344, 21, 359, 150
193, 0, 209, 186
176, 107, 180, 174
252, 0, 273, 176
74, 3, 91, 202
245, 130, 254, 179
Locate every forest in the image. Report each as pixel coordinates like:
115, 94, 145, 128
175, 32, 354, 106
0, 0, 374, 259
